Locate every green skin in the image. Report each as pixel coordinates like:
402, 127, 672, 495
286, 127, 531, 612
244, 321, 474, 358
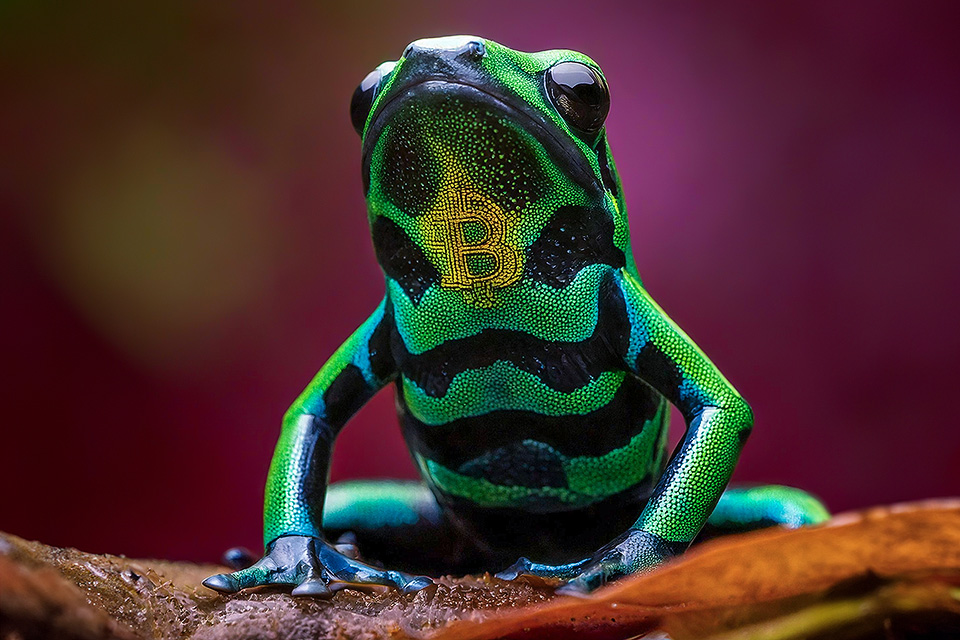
204, 36, 828, 597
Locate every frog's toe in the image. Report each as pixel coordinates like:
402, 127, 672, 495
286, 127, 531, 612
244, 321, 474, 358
497, 556, 590, 581
291, 577, 333, 597
397, 573, 433, 593
204, 561, 280, 594
222, 546, 257, 570
333, 532, 361, 559
494, 557, 531, 580
556, 566, 606, 596
202, 573, 240, 594
334, 531, 357, 545
336, 565, 433, 594
554, 578, 594, 597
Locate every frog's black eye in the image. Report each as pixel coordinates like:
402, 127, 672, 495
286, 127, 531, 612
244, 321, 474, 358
350, 68, 381, 136
545, 61, 610, 134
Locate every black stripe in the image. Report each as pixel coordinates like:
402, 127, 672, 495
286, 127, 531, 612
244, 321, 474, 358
633, 341, 683, 404
322, 364, 374, 429
398, 374, 666, 468
524, 205, 625, 288
367, 300, 397, 383
392, 270, 630, 397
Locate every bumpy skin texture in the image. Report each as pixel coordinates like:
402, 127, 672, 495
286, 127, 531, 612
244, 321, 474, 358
205, 36, 829, 597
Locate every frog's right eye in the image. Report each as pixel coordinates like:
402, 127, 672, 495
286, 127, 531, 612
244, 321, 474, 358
350, 69, 381, 136
545, 61, 610, 135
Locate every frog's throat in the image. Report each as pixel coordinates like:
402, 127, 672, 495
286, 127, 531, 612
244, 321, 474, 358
361, 79, 599, 197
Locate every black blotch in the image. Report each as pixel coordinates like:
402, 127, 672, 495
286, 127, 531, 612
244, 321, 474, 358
322, 364, 372, 428
458, 441, 569, 489
377, 119, 440, 214
524, 206, 625, 288
371, 216, 439, 304
634, 342, 683, 399
373, 97, 550, 216
597, 134, 619, 198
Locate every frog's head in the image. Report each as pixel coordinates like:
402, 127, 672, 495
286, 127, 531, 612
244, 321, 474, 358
351, 36, 632, 307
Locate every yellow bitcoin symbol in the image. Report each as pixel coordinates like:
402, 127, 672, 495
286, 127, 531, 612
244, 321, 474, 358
422, 184, 523, 308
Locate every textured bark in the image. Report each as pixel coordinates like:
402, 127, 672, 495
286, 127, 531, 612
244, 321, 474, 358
2, 501, 960, 640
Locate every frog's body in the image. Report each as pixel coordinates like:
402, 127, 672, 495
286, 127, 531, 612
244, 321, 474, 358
205, 36, 828, 597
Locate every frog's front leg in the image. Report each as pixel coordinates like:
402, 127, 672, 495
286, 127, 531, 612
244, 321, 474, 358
204, 300, 432, 597
501, 270, 755, 594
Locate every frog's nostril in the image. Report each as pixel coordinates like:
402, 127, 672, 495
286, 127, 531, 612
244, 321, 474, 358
403, 44, 415, 59
464, 40, 486, 60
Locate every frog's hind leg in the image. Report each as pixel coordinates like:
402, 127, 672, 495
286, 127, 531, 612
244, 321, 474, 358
700, 485, 829, 540
323, 479, 468, 575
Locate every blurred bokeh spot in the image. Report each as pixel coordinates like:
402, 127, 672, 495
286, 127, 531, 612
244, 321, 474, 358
42, 123, 274, 375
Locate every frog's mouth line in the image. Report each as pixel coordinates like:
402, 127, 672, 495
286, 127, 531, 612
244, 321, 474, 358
361, 79, 600, 196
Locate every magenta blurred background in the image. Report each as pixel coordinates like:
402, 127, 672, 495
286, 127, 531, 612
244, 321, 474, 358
2, 2, 958, 563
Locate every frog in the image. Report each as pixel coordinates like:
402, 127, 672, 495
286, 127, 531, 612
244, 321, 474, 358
203, 36, 829, 598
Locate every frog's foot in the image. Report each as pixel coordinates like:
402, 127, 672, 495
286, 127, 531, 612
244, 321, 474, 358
202, 534, 433, 598
498, 530, 684, 596
556, 529, 684, 596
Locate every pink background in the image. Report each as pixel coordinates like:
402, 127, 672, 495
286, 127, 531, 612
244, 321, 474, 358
2, 1, 958, 563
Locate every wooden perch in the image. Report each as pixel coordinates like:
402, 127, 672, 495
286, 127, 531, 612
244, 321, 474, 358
2, 501, 959, 639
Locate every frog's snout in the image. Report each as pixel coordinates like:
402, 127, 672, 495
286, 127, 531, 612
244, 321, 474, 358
402, 36, 486, 63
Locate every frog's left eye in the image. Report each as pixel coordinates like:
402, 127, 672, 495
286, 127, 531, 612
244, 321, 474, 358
350, 68, 382, 135
545, 62, 610, 134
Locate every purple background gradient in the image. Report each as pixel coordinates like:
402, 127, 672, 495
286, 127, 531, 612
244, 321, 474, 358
2, 2, 958, 563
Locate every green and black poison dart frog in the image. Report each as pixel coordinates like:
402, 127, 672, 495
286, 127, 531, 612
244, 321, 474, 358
204, 36, 828, 597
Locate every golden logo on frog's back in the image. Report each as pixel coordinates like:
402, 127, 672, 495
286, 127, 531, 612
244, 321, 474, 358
420, 162, 524, 308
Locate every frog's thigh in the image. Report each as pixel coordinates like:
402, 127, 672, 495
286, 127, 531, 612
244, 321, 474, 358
322, 480, 463, 574
704, 485, 830, 534
323, 480, 442, 531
